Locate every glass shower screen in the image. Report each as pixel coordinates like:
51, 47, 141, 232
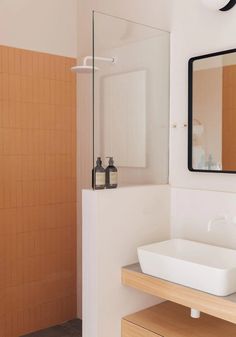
93, 12, 170, 187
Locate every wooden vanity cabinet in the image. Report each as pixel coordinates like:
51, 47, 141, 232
122, 320, 161, 337
122, 301, 236, 337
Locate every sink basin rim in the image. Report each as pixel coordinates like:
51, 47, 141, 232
138, 238, 236, 271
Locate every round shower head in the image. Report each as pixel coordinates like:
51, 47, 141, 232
71, 65, 99, 74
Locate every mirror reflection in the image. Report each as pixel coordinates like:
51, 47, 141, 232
189, 50, 236, 172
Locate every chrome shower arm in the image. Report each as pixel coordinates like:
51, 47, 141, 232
83, 56, 117, 66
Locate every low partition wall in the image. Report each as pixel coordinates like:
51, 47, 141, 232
82, 185, 170, 337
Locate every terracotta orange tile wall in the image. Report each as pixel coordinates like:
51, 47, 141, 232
223, 65, 236, 171
0, 45, 77, 337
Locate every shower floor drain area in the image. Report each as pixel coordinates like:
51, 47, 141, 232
21, 319, 82, 337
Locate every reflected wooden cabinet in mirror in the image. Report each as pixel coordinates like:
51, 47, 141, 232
188, 48, 236, 173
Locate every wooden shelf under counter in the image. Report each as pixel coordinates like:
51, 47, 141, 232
122, 263, 236, 324
122, 301, 236, 337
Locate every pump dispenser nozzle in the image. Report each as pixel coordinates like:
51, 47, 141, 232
96, 157, 102, 166
106, 157, 114, 166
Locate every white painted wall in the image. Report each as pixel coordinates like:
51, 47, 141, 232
78, 0, 236, 327
0, 0, 77, 57
77, 0, 173, 57
171, 187, 236, 249
170, 0, 236, 192
169, 0, 236, 248
83, 185, 170, 337
77, 0, 173, 319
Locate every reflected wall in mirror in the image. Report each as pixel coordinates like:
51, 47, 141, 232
188, 48, 236, 173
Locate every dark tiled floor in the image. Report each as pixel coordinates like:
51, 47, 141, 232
22, 319, 82, 337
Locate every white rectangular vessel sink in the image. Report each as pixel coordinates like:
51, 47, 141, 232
138, 239, 236, 296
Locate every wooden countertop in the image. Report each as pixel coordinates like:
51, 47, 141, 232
122, 263, 236, 324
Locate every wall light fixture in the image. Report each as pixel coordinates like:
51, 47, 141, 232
201, 0, 236, 11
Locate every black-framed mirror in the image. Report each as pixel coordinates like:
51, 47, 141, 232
188, 48, 236, 173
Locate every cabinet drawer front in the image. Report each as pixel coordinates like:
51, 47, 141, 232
122, 320, 161, 337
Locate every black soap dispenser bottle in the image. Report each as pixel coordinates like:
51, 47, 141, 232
105, 157, 118, 189
92, 157, 106, 190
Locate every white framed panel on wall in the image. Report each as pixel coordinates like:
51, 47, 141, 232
101, 70, 147, 168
